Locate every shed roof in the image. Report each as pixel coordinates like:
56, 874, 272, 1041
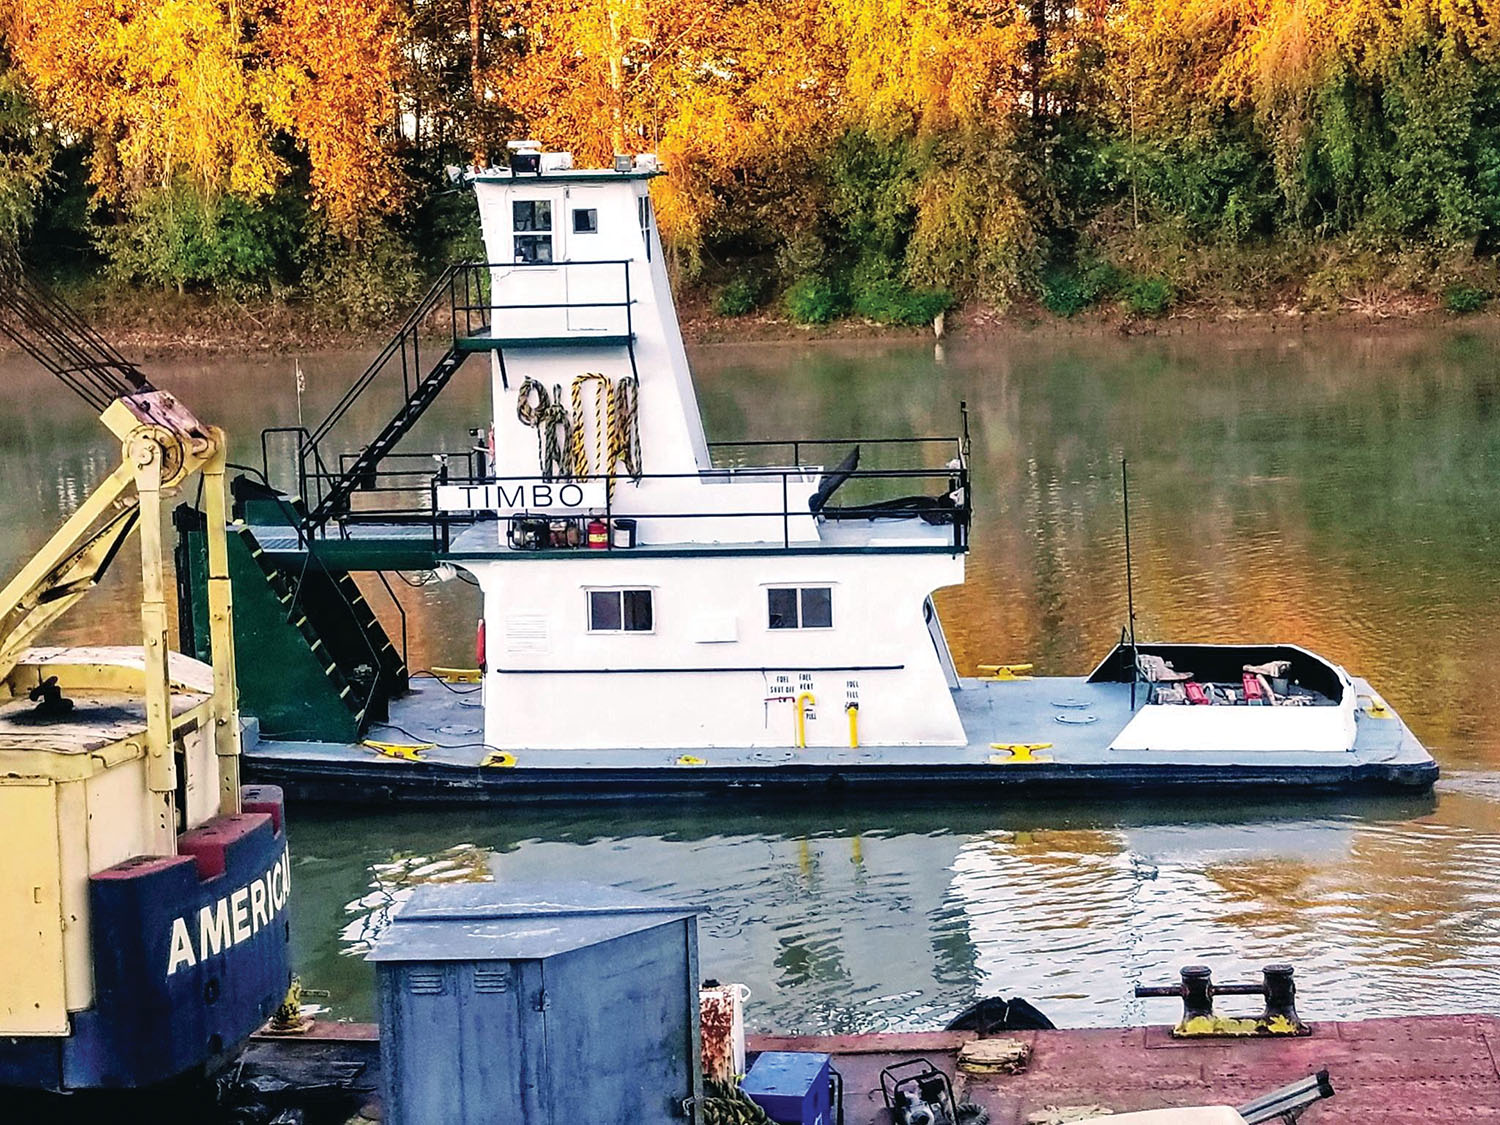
367, 881, 699, 963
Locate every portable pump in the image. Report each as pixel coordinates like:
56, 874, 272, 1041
880, 1059, 957, 1125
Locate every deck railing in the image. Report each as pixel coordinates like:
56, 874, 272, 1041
283, 434, 970, 555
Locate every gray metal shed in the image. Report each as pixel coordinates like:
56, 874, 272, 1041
368, 881, 703, 1124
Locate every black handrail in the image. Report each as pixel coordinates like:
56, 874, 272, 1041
325, 459, 973, 553
306, 264, 464, 448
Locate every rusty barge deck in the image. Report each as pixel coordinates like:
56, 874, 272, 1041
224, 1015, 1500, 1124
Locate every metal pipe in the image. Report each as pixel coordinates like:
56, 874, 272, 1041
795, 692, 815, 748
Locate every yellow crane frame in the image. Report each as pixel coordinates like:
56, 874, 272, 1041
0, 388, 240, 853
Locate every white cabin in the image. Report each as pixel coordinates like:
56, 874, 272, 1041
438, 148, 973, 753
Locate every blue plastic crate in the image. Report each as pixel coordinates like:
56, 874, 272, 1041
742, 1051, 833, 1125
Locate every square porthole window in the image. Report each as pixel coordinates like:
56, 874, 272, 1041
573, 208, 598, 234
588, 589, 654, 632
767, 586, 833, 630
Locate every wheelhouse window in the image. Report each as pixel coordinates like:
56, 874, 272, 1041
513, 200, 553, 263
589, 589, 653, 632
767, 586, 832, 630
637, 195, 653, 260
573, 208, 598, 234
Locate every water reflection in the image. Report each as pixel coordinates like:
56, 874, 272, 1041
3, 325, 1500, 1031
282, 790, 1500, 1031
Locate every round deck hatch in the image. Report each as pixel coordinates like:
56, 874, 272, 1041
1055, 712, 1098, 725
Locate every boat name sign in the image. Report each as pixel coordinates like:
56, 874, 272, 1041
437, 480, 608, 514
165, 847, 291, 978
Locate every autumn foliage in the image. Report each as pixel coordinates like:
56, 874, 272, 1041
2, 0, 1500, 317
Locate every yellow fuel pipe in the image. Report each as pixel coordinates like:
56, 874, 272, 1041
846, 702, 860, 748
795, 692, 815, 748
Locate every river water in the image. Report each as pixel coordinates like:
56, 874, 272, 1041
3, 326, 1499, 1032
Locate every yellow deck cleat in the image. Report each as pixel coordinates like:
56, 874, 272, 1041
432, 667, 483, 684
362, 739, 432, 761
978, 663, 1034, 682
480, 750, 517, 768
675, 754, 707, 766
989, 742, 1053, 763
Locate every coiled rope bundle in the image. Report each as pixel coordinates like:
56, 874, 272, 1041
612, 375, 642, 481
515, 377, 573, 481
516, 372, 642, 489
570, 371, 613, 482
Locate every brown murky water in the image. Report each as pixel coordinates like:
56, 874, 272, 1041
3, 326, 1497, 1031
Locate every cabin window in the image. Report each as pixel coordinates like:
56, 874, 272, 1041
637, 195, 653, 261
589, 589, 653, 632
767, 586, 832, 630
573, 208, 598, 234
513, 200, 553, 263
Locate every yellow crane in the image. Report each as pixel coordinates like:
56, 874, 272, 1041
0, 271, 289, 1091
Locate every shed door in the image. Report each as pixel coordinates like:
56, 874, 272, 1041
540, 924, 697, 1124
0, 781, 67, 1035
383, 959, 537, 1125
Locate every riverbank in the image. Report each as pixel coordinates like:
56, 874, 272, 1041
7, 284, 1493, 361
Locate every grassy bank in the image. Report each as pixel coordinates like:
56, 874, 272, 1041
28, 276, 1487, 362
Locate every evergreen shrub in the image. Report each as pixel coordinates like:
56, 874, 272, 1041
851, 278, 952, 325
783, 276, 846, 324
1445, 285, 1488, 313
715, 275, 764, 316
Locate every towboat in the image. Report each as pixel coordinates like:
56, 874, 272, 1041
185, 143, 1437, 800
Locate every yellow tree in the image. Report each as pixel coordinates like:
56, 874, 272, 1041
8, 0, 402, 230
8, 0, 282, 203
256, 0, 406, 230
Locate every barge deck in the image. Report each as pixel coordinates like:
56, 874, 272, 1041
213, 1015, 1500, 1123
242, 672, 1438, 803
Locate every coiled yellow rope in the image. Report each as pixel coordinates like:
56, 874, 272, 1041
570, 372, 613, 483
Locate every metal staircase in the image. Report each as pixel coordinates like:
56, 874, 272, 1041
175, 491, 410, 742
272, 259, 640, 541
295, 265, 480, 534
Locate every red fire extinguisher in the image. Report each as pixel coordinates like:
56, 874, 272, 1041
476, 618, 486, 672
